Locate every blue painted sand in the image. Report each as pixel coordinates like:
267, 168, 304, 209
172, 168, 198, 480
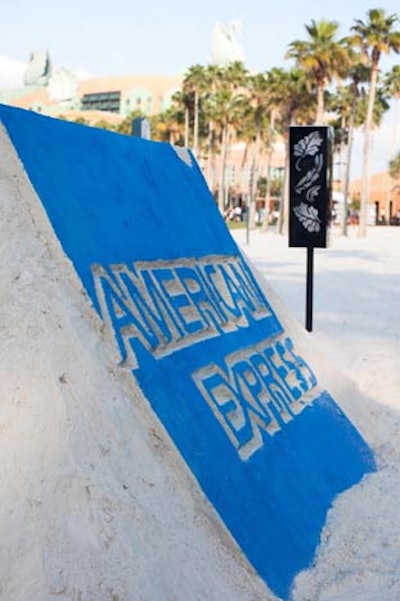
0, 104, 375, 600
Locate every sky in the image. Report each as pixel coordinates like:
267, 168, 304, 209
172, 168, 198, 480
1, 0, 400, 176
2, 0, 400, 77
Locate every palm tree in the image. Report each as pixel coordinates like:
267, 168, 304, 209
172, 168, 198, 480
202, 64, 223, 188
204, 62, 249, 211
383, 64, 400, 106
171, 90, 193, 147
327, 50, 370, 234
243, 72, 275, 226
286, 19, 349, 124
168, 88, 195, 147
182, 64, 208, 157
350, 8, 400, 236
338, 74, 363, 235
150, 106, 185, 144
383, 66, 400, 169
266, 67, 315, 233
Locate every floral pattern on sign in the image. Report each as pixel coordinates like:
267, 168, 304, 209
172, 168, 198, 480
293, 203, 321, 233
292, 131, 324, 233
293, 131, 323, 167
295, 154, 323, 198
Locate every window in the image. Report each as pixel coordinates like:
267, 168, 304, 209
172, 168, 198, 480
81, 91, 121, 113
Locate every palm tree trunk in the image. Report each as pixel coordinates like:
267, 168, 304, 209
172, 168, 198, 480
261, 148, 273, 232
342, 86, 357, 236
316, 84, 325, 124
261, 111, 276, 232
249, 135, 261, 229
278, 114, 293, 235
217, 126, 228, 212
193, 89, 199, 158
385, 98, 399, 223
359, 65, 378, 237
184, 107, 189, 148
278, 150, 290, 236
206, 119, 214, 192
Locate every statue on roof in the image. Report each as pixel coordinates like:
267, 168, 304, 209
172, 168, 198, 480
47, 68, 78, 103
209, 20, 245, 66
23, 49, 52, 86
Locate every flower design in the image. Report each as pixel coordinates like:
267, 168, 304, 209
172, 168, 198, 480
292, 130, 325, 234
293, 131, 323, 169
295, 154, 323, 195
293, 203, 321, 233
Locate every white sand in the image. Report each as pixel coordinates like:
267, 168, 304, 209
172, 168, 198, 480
0, 127, 273, 601
233, 225, 400, 601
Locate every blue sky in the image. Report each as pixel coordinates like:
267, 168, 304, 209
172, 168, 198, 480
1, 0, 400, 176
2, 0, 400, 76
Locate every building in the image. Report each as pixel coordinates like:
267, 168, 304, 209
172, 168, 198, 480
349, 171, 400, 224
0, 52, 182, 126
0, 51, 285, 206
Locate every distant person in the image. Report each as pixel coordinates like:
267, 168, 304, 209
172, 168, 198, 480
233, 206, 242, 222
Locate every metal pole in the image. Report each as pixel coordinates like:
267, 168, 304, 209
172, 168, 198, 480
306, 247, 314, 332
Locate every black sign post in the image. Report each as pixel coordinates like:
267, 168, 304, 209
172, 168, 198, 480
289, 126, 333, 332
131, 117, 151, 139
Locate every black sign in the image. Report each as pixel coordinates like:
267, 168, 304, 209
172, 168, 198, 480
289, 126, 333, 248
131, 117, 151, 140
